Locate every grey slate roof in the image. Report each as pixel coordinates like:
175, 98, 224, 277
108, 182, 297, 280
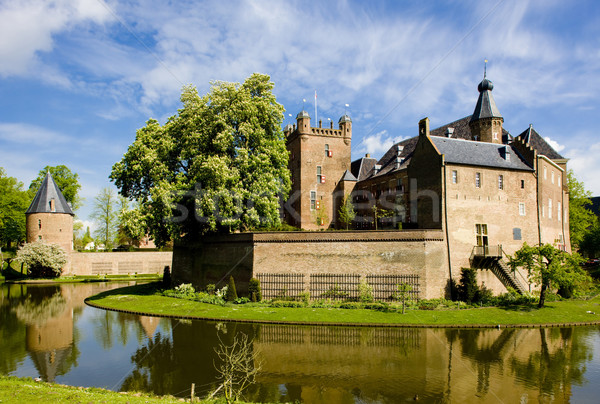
430, 137, 533, 171
470, 78, 502, 122
26, 172, 74, 215
341, 170, 357, 182
515, 125, 564, 160
350, 156, 378, 181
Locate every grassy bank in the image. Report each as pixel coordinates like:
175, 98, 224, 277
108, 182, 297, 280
0, 376, 192, 403
86, 283, 600, 327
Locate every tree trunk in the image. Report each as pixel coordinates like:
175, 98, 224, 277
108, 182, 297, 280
538, 281, 548, 308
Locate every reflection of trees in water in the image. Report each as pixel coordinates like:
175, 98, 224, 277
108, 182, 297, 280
121, 333, 177, 396
510, 327, 593, 400
12, 287, 66, 326
120, 320, 252, 398
0, 297, 27, 374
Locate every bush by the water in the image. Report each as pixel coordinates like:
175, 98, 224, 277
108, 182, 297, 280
15, 241, 68, 278
248, 278, 262, 302
162, 266, 171, 288
226, 276, 238, 302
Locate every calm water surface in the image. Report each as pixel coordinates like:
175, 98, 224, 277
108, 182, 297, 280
2, 282, 600, 403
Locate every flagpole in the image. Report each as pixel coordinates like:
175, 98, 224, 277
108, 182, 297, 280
314, 90, 317, 126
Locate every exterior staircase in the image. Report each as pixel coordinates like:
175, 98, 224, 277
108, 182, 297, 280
470, 245, 528, 295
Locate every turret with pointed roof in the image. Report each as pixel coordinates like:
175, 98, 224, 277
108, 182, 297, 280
26, 171, 73, 252
469, 75, 504, 144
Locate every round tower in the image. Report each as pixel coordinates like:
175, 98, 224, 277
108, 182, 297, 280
338, 114, 352, 145
26, 172, 74, 252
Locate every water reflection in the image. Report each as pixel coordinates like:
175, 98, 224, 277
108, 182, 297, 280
0, 282, 599, 403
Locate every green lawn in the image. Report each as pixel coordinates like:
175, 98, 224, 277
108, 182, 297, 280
86, 283, 600, 327
0, 376, 225, 403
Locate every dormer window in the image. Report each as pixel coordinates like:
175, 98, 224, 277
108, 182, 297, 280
49, 198, 56, 212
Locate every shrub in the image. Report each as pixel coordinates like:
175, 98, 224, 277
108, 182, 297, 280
339, 301, 364, 310
270, 300, 304, 308
364, 302, 391, 312
357, 279, 374, 303
298, 291, 311, 305
225, 276, 238, 302
206, 284, 216, 295
162, 266, 171, 288
320, 283, 348, 299
248, 278, 262, 302
234, 297, 250, 304
458, 267, 478, 304
174, 283, 196, 298
15, 242, 68, 278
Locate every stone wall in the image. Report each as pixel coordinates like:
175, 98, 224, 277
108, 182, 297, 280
67, 251, 173, 276
172, 230, 449, 299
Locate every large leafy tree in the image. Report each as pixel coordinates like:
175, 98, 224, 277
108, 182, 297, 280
90, 187, 119, 250
0, 168, 31, 248
509, 243, 589, 308
110, 73, 291, 246
567, 170, 597, 249
29, 165, 83, 211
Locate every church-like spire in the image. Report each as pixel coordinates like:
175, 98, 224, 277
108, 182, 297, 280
26, 172, 74, 215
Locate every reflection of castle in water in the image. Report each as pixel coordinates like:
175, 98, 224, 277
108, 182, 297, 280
14, 283, 131, 382
253, 324, 582, 403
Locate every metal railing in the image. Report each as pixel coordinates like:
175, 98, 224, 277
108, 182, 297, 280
472, 244, 503, 258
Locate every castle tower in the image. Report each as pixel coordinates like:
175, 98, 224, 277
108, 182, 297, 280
283, 110, 353, 230
26, 172, 74, 252
469, 77, 504, 143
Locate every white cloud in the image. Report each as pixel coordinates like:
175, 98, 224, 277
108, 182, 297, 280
358, 130, 396, 156
566, 142, 600, 196
544, 137, 565, 153
0, 122, 71, 144
0, 0, 112, 76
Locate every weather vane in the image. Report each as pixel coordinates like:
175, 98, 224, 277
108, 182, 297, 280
484, 59, 488, 79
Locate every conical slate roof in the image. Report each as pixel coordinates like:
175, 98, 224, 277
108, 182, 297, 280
26, 172, 74, 215
470, 78, 502, 122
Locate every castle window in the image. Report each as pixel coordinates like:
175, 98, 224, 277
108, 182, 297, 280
551, 171, 554, 184
38, 219, 42, 229
544, 167, 547, 180
548, 199, 552, 219
476, 224, 488, 247
325, 144, 332, 157
493, 132, 498, 140
521, 179, 525, 189
452, 170, 457, 184
558, 202, 561, 222
475, 172, 481, 188
317, 166, 324, 183
519, 203, 526, 216
498, 175, 504, 190
310, 191, 316, 210
38, 235, 42, 241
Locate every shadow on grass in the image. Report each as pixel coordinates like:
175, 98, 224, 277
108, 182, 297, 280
0, 262, 27, 280
86, 281, 162, 301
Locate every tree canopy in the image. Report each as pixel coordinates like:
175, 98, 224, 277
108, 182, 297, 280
509, 243, 589, 308
110, 73, 291, 246
0, 167, 30, 247
567, 170, 597, 249
29, 165, 83, 212
90, 187, 119, 250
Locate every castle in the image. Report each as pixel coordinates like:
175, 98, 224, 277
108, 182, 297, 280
270, 75, 569, 296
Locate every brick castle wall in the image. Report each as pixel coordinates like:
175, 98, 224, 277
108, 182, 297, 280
172, 230, 451, 299
67, 251, 173, 276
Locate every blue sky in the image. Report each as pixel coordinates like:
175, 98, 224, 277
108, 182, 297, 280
1, 0, 599, 229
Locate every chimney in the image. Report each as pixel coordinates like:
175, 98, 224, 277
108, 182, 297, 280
365, 153, 371, 158
418, 117, 430, 137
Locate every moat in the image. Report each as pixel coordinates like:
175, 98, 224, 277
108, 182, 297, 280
2, 282, 600, 403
